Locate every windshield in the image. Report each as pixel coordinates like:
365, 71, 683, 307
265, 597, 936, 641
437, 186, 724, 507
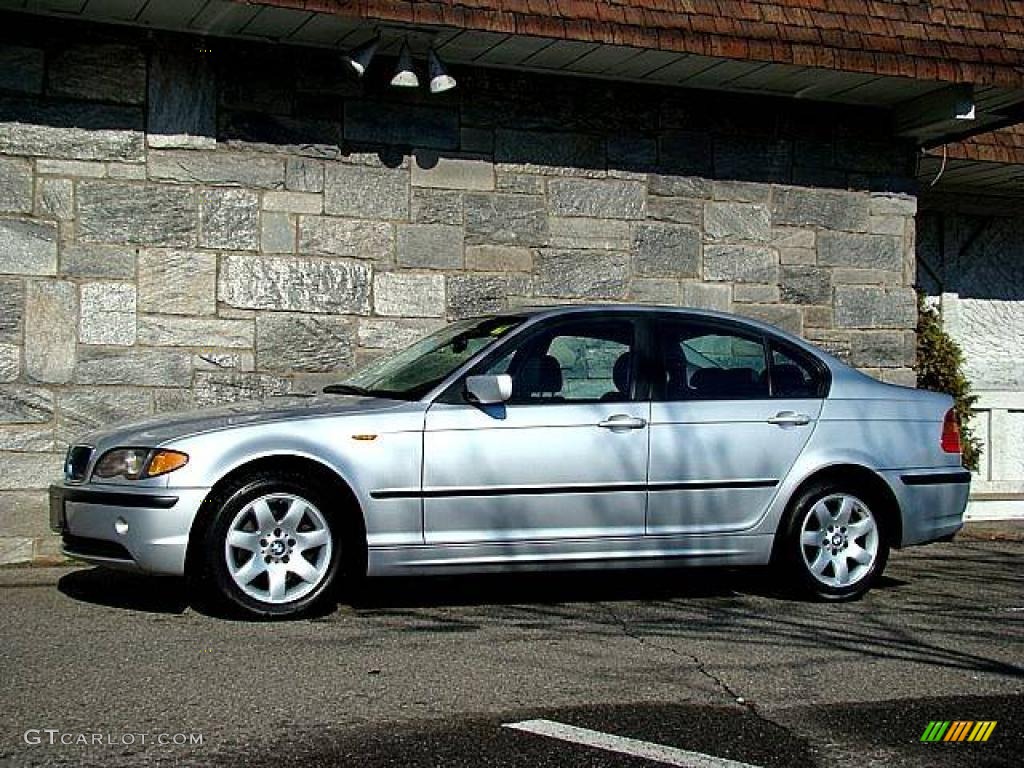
327, 315, 526, 400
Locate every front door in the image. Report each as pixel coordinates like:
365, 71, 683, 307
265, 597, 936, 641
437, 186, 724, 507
646, 318, 825, 535
423, 317, 650, 545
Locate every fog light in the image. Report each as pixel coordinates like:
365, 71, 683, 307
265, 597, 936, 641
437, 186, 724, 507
114, 518, 129, 536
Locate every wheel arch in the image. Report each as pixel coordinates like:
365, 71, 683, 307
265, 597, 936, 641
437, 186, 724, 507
185, 454, 368, 580
771, 463, 904, 562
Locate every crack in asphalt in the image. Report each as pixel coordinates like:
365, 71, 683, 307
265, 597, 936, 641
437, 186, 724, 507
595, 600, 808, 757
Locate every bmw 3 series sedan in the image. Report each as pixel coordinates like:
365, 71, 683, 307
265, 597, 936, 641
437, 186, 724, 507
50, 305, 970, 618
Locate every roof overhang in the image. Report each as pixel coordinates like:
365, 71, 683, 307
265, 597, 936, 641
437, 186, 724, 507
2, 0, 1022, 151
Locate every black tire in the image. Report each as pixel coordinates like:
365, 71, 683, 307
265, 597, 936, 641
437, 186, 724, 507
776, 481, 891, 601
195, 471, 344, 619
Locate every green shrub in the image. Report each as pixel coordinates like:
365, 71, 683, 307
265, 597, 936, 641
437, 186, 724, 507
915, 293, 982, 471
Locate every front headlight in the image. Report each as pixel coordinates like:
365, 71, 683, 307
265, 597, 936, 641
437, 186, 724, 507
93, 448, 189, 480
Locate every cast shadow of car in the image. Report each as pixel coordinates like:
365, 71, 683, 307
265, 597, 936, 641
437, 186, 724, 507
56, 564, 908, 618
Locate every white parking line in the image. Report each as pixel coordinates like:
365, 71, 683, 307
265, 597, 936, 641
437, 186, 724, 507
503, 719, 763, 768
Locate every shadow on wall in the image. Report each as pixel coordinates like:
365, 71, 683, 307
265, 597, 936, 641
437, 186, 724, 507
0, 12, 918, 193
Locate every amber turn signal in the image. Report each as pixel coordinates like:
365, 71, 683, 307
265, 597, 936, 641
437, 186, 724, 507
145, 450, 189, 478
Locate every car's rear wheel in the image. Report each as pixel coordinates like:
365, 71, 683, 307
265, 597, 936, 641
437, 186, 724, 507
199, 472, 342, 619
779, 484, 890, 601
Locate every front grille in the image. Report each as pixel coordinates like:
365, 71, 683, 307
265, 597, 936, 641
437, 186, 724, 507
62, 534, 133, 562
65, 445, 93, 482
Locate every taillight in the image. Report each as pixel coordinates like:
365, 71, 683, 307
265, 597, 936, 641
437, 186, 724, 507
941, 408, 961, 454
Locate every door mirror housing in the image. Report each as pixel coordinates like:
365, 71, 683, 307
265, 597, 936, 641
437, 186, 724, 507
465, 374, 513, 404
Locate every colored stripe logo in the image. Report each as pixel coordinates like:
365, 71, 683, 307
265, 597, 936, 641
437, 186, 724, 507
921, 721, 997, 742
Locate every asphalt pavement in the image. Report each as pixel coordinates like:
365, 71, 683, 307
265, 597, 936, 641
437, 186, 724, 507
1, 535, 1020, 767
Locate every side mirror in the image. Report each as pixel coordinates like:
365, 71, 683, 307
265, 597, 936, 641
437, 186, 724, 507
465, 374, 512, 404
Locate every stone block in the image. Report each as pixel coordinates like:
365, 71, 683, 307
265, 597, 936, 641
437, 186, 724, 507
817, 231, 902, 271
219, 254, 371, 315
703, 245, 777, 283
734, 304, 803, 335
633, 222, 701, 278
36, 159, 107, 177
465, 245, 533, 273
193, 371, 291, 407
35, 178, 74, 221
411, 189, 463, 225
0, 279, 23, 342
199, 189, 259, 251
0, 46, 44, 94
834, 286, 916, 329
148, 151, 285, 188
0, 344, 18, 383
646, 197, 702, 225
548, 218, 632, 251
447, 274, 533, 320
257, 314, 354, 373
286, 157, 324, 193
397, 225, 463, 269
25, 280, 75, 383
79, 282, 137, 346
682, 282, 732, 311
548, 179, 645, 219
74, 347, 192, 386
869, 193, 917, 217
712, 181, 772, 203
263, 191, 322, 214
648, 174, 711, 198
412, 155, 494, 191
323, 163, 409, 220
107, 163, 146, 180
848, 331, 914, 368
704, 202, 770, 242
138, 316, 254, 349
0, 387, 53, 424
495, 171, 545, 195
465, 193, 548, 247
1, 452, 63, 490
0, 492, 52, 538
261, 212, 295, 254
734, 283, 780, 303
659, 132, 713, 175
78, 181, 195, 246
344, 101, 459, 150
357, 318, 443, 350
630, 279, 680, 305
0, 157, 32, 213
495, 129, 605, 175
780, 266, 833, 305
138, 250, 216, 316
0, 219, 57, 275
869, 215, 905, 237
0, 423, 54, 454
771, 187, 870, 231
534, 250, 630, 299
57, 388, 153, 445
373, 273, 445, 318
147, 46, 216, 149
49, 44, 146, 105
298, 216, 393, 260
779, 247, 816, 265
0, 98, 144, 161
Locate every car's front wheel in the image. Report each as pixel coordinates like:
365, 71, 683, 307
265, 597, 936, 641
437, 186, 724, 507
199, 472, 342, 619
778, 484, 890, 601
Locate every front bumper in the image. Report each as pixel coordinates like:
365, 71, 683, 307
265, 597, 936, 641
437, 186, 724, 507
49, 484, 210, 576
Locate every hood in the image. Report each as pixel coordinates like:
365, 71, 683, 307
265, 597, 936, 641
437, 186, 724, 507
77, 394, 413, 448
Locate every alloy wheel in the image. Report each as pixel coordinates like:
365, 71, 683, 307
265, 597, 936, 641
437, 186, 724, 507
799, 493, 879, 589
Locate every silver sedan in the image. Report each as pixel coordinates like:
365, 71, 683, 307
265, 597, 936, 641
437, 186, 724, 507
50, 306, 970, 618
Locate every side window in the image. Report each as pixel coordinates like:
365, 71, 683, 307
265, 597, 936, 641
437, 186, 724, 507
770, 344, 824, 398
658, 323, 769, 400
485, 321, 635, 404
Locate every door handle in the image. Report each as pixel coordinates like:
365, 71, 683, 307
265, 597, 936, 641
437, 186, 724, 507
598, 414, 647, 431
767, 411, 811, 427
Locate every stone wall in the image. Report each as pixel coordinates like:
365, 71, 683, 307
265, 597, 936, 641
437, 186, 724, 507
0, 14, 920, 561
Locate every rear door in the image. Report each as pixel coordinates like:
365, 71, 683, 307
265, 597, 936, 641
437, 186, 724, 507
646, 318, 826, 535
